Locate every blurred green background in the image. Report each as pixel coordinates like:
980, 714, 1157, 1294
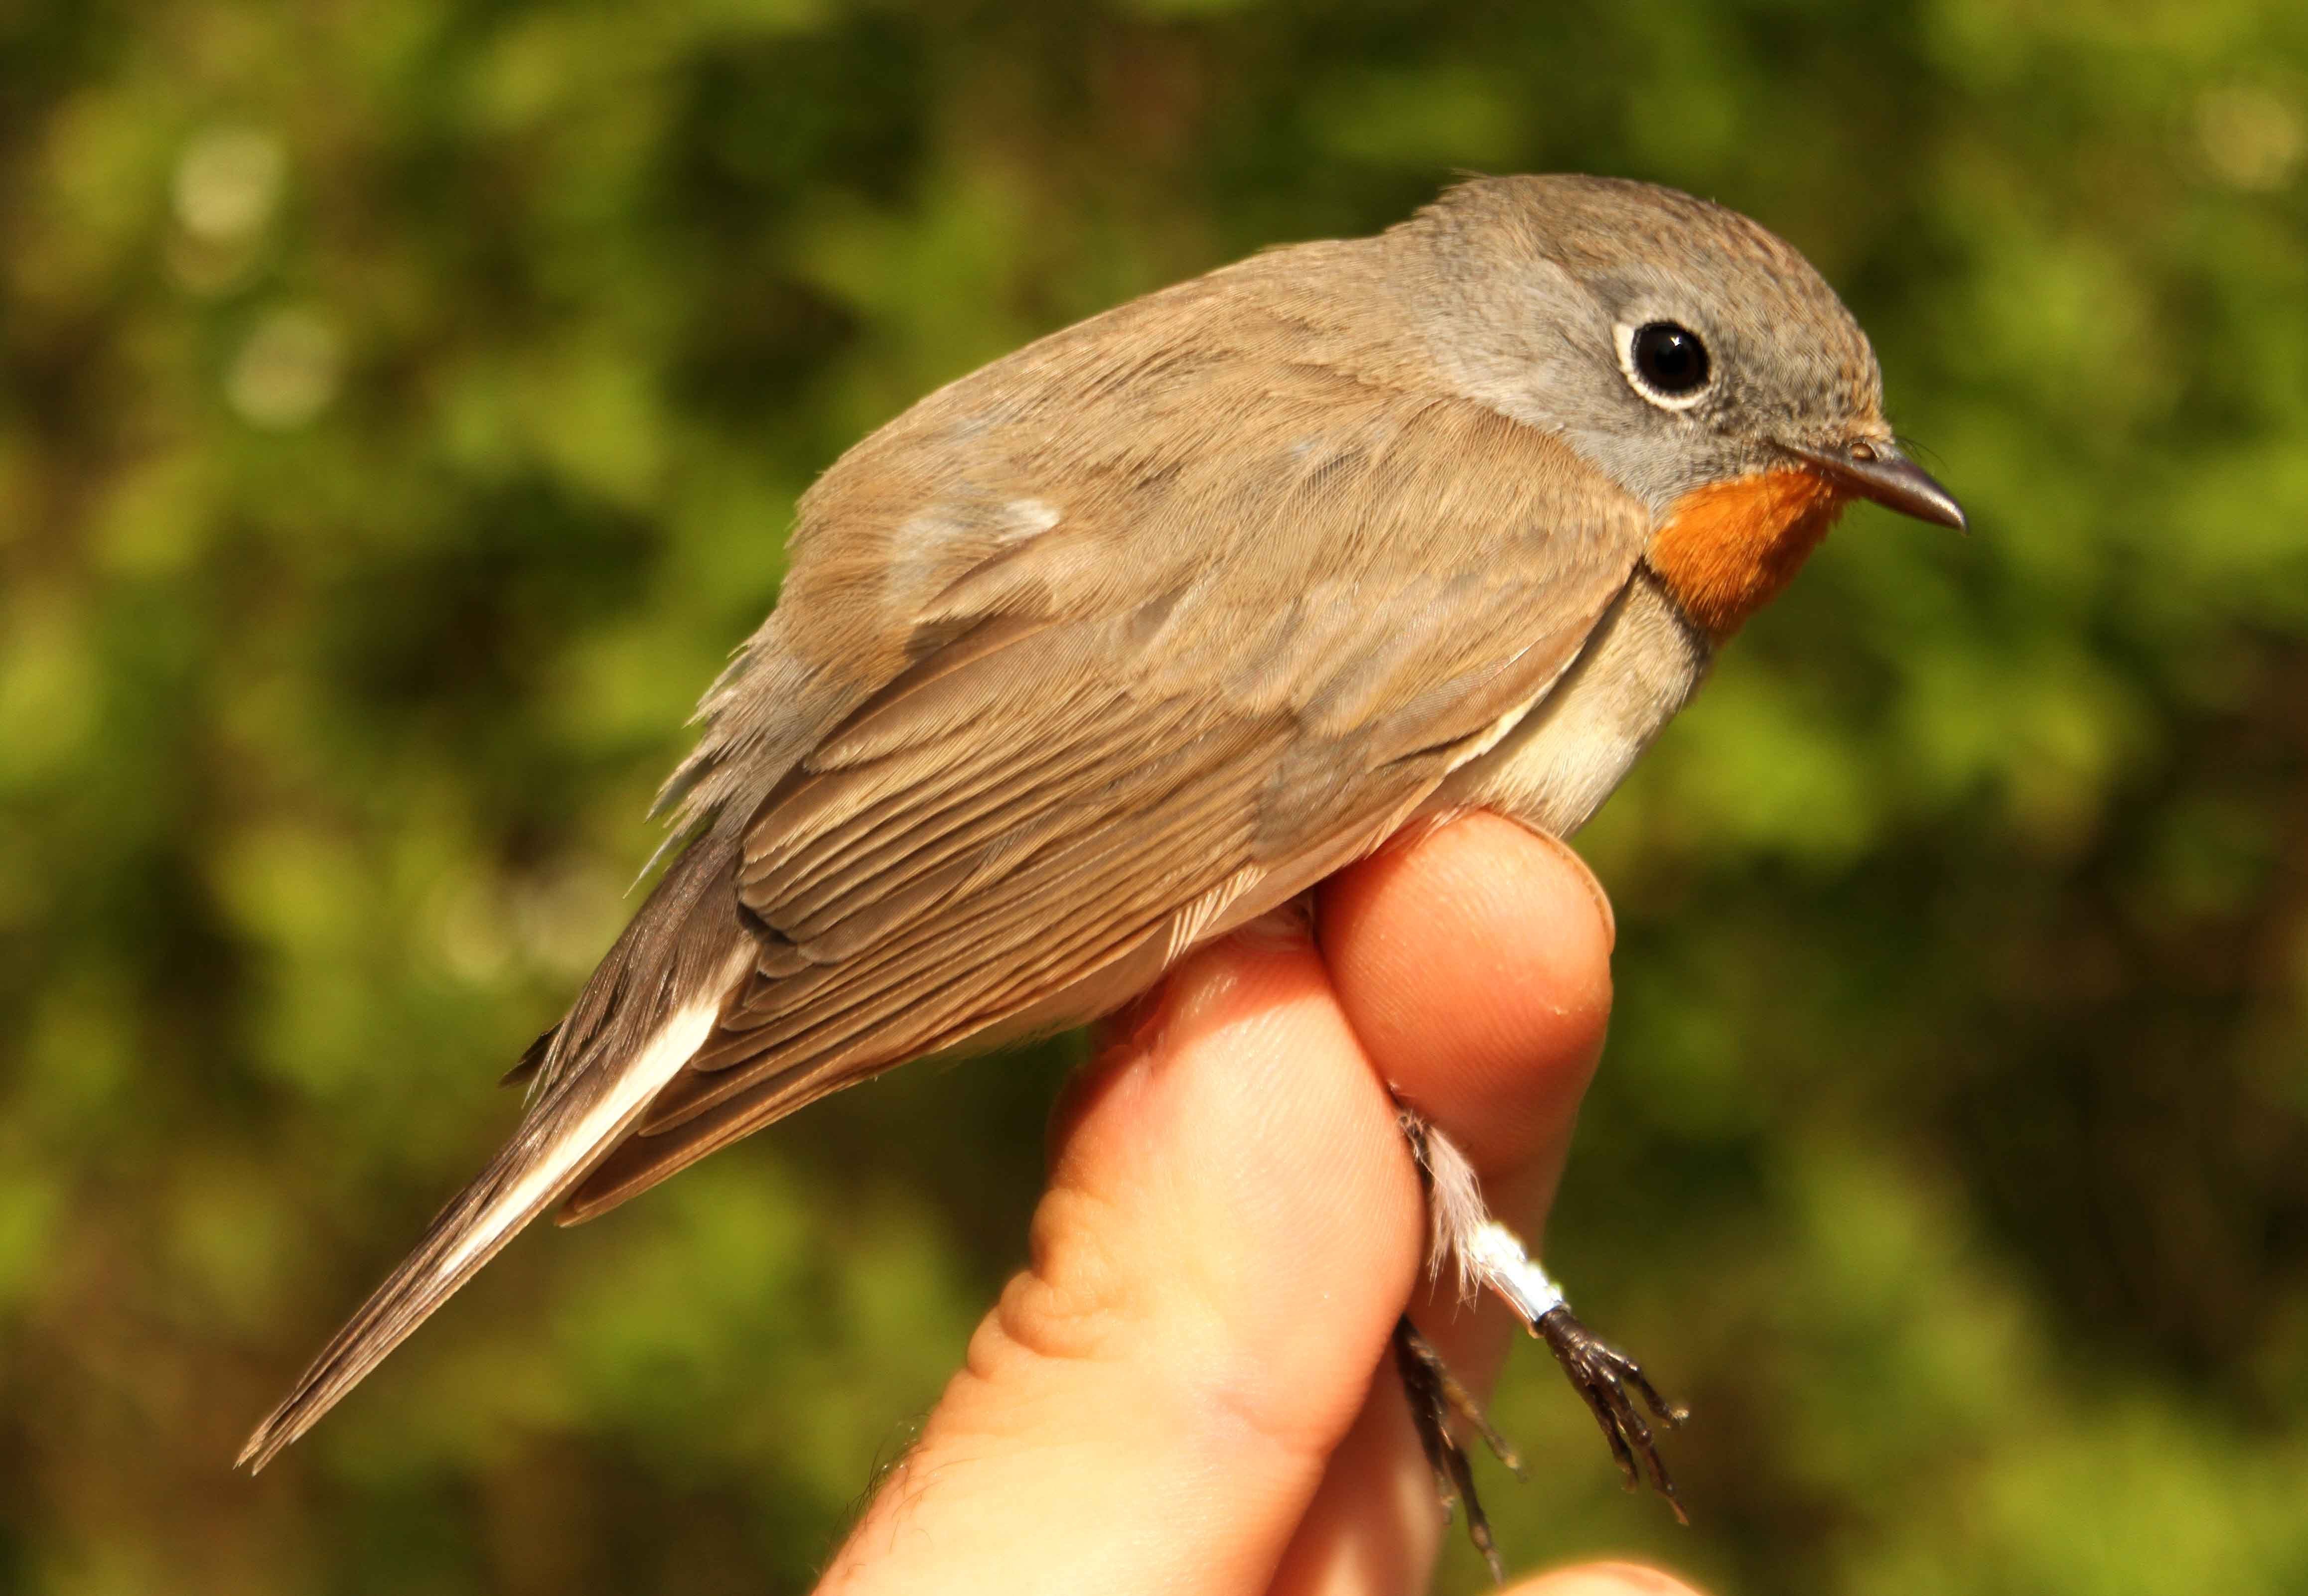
2, 0, 2305, 1591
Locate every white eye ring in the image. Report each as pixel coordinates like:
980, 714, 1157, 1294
1615, 320, 1714, 411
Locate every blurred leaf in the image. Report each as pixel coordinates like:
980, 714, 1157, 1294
0, 3, 2302, 1593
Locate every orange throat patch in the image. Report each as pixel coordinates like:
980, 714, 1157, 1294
1646, 469, 1848, 641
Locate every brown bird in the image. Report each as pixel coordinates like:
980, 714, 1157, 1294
240, 174, 1962, 1553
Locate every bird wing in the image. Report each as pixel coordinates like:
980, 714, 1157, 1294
562, 310, 1650, 1218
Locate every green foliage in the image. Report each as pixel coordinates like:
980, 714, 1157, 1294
1, 1, 2303, 1590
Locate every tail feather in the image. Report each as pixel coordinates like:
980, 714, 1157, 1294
239, 948, 748, 1470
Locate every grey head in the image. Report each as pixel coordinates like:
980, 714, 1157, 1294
1397, 174, 1962, 529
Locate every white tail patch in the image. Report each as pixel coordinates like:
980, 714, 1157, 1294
436, 952, 750, 1282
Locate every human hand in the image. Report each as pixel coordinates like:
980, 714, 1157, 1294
815, 813, 1704, 1596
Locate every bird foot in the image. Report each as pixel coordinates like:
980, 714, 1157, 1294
1394, 1315, 1515, 1583
1395, 1111, 1690, 1566
1532, 1303, 1689, 1522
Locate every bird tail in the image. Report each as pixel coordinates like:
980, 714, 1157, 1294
239, 836, 751, 1471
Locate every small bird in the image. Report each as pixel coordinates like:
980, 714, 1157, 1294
241, 174, 1963, 1557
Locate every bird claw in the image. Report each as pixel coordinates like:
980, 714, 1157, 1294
1532, 1304, 1690, 1524
1393, 1316, 1512, 1584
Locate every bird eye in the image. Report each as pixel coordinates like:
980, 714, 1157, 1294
1620, 321, 1712, 408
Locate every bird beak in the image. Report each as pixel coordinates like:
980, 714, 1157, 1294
1785, 438, 1966, 532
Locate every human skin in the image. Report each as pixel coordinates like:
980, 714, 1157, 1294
813, 813, 1705, 1596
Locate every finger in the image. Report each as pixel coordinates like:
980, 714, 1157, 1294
1268, 816, 1616, 1595
818, 920, 1425, 1596
1318, 812, 1615, 1198
1316, 811, 1614, 1385
1260, 1346, 1442, 1595
1507, 1564, 1708, 1596
1325, 811, 1613, 1355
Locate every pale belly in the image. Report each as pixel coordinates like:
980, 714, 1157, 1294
1433, 566, 1712, 838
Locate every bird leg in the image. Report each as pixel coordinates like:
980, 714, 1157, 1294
1393, 1314, 1514, 1582
1395, 1108, 1690, 1559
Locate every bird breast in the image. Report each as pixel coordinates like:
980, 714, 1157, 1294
1434, 568, 1713, 840
1644, 469, 1846, 641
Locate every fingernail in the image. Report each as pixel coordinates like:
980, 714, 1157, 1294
1531, 831, 1616, 953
